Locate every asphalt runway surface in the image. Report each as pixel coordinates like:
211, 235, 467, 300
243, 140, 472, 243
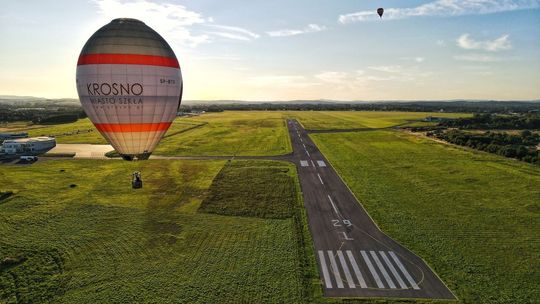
287, 119, 456, 300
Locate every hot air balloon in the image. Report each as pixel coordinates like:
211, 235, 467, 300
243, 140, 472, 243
76, 18, 182, 160
377, 8, 384, 18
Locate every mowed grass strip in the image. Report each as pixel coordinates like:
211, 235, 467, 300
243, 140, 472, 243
199, 160, 295, 218
290, 111, 470, 130
0, 159, 309, 303
311, 130, 540, 303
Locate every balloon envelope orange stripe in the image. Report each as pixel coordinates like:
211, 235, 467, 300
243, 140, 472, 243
94, 122, 172, 132
78, 53, 180, 68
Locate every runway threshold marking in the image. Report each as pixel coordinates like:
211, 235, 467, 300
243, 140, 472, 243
337, 251, 356, 288
317, 160, 326, 167
300, 160, 309, 167
318, 251, 333, 288
370, 251, 397, 289
327, 195, 340, 215
389, 251, 420, 290
317, 173, 324, 184
361, 250, 385, 288
327, 251, 345, 288
346, 250, 367, 288
379, 251, 408, 289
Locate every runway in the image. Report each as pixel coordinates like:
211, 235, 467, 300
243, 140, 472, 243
287, 119, 456, 300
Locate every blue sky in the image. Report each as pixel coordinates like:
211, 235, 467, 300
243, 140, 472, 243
1, 0, 539, 100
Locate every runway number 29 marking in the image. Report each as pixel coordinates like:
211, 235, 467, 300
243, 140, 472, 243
332, 219, 352, 227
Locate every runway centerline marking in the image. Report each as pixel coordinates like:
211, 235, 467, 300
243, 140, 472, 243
370, 251, 396, 289
389, 251, 420, 290
311, 160, 315, 167
379, 251, 408, 289
305, 150, 310, 157
346, 250, 367, 288
327, 195, 340, 215
361, 250, 385, 288
337, 251, 356, 288
318, 251, 333, 289
327, 251, 345, 288
317, 173, 324, 184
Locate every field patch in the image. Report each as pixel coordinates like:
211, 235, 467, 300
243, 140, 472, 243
290, 111, 470, 130
0, 159, 312, 303
199, 161, 296, 219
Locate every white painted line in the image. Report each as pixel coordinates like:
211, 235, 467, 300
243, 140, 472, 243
370, 251, 396, 289
317, 173, 324, 185
327, 251, 344, 288
318, 250, 333, 289
300, 160, 309, 167
337, 251, 356, 288
379, 251, 407, 289
305, 150, 310, 157
317, 160, 326, 167
302, 144, 306, 149
346, 251, 367, 288
388, 251, 420, 290
300, 138, 303, 142
360, 250, 385, 288
327, 195, 340, 215
311, 160, 315, 167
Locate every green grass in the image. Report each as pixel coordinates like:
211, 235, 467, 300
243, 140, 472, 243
200, 161, 296, 219
310, 130, 540, 303
289, 111, 470, 130
154, 111, 291, 156
0, 159, 311, 303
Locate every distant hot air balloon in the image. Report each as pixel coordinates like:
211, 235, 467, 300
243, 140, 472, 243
76, 18, 182, 160
377, 8, 384, 18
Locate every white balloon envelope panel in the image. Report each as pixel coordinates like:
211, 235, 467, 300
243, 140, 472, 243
76, 18, 182, 160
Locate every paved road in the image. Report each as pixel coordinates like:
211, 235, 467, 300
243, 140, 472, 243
287, 119, 456, 300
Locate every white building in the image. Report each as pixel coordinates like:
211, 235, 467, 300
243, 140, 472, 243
1, 137, 56, 155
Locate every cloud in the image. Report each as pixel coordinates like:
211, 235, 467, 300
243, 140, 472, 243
267, 24, 326, 37
93, 0, 209, 46
314, 71, 349, 83
339, 0, 540, 23
453, 54, 506, 62
206, 24, 260, 41
457, 34, 511, 51
368, 65, 402, 73
401, 57, 425, 63
93, 0, 260, 46
248, 75, 319, 88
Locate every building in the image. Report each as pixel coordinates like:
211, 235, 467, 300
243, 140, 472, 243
0, 132, 28, 141
1, 137, 56, 155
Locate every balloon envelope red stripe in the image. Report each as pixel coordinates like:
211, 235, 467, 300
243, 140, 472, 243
94, 122, 172, 132
78, 53, 180, 68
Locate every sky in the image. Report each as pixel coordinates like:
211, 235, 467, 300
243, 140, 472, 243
1, 0, 539, 101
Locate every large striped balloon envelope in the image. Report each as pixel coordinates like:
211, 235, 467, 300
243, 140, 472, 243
76, 18, 182, 160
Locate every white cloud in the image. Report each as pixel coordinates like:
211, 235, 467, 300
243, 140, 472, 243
248, 75, 319, 88
339, 0, 540, 23
93, 0, 259, 46
401, 57, 425, 63
206, 24, 260, 41
454, 54, 506, 62
267, 24, 326, 37
368, 65, 402, 73
93, 0, 208, 47
457, 34, 511, 51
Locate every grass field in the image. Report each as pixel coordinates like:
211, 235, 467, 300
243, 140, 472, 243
0, 159, 314, 303
311, 130, 540, 303
154, 112, 291, 156
289, 111, 470, 130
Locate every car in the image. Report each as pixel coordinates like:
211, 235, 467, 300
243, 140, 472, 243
20, 155, 38, 162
